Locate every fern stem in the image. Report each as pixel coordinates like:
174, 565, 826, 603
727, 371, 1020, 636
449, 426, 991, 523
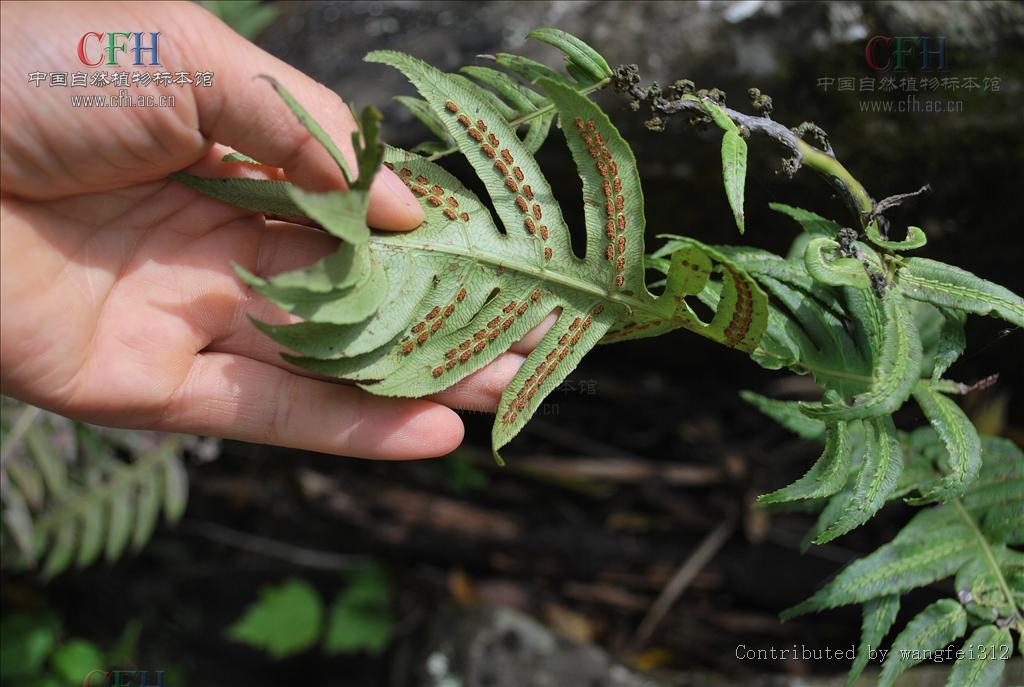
425, 78, 612, 162
952, 498, 1023, 627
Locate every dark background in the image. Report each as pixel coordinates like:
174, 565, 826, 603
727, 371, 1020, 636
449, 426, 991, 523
10, 2, 1024, 686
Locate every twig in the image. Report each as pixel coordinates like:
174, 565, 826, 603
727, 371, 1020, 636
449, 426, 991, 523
630, 514, 737, 651
182, 520, 367, 572
614, 70, 877, 226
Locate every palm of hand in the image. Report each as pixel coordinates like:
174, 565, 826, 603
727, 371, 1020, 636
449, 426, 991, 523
2, 177, 496, 458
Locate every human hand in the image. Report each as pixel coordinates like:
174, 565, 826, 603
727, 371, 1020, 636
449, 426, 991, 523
0, 1, 553, 459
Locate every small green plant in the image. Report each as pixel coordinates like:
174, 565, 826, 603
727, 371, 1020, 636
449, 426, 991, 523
227, 564, 393, 658
174, 29, 1022, 683
0, 401, 190, 578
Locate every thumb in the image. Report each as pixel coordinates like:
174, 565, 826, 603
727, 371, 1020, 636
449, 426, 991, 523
184, 5, 423, 231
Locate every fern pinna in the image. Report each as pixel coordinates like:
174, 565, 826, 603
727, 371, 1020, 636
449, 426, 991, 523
172, 29, 1024, 683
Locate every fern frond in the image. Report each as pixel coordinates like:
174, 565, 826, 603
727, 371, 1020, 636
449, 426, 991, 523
1, 408, 189, 579
177, 44, 768, 460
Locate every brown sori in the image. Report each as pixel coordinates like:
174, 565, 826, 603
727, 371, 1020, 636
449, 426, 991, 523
543, 247, 553, 261
417, 331, 430, 344
412, 322, 426, 333
501, 149, 514, 164
525, 217, 536, 234
411, 185, 427, 196
530, 290, 542, 301
467, 128, 484, 142
443, 208, 457, 220
488, 133, 499, 147
515, 196, 528, 213
503, 301, 517, 314
445, 101, 459, 112
516, 303, 528, 316
399, 168, 412, 177
460, 212, 470, 222
495, 160, 509, 176
447, 196, 459, 208
617, 215, 627, 231
605, 245, 614, 261
513, 166, 524, 181
481, 144, 496, 158
430, 319, 444, 333
539, 226, 549, 241
416, 175, 429, 184
488, 316, 502, 328
401, 342, 415, 355
427, 196, 443, 207
432, 367, 444, 378
617, 236, 626, 254
476, 119, 487, 132
532, 204, 543, 220
505, 178, 519, 193
456, 288, 467, 302
522, 184, 534, 201
444, 303, 456, 317
426, 306, 441, 320
457, 114, 471, 127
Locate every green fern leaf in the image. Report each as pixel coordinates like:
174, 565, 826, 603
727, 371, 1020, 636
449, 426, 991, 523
162, 453, 188, 525
170, 175, 304, 217
931, 307, 966, 381
846, 594, 900, 687
525, 28, 613, 84
877, 599, 966, 687
909, 382, 981, 503
721, 129, 747, 234
814, 416, 903, 543
132, 465, 162, 552
866, 224, 928, 251
946, 625, 1012, 687
39, 523, 75, 580
897, 258, 1024, 327
803, 237, 870, 289
104, 491, 132, 562
802, 290, 921, 422
769, 202, 842, 237
783, 510, 972, 618
75, 505, 104, 568
759, 420, 853, 504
